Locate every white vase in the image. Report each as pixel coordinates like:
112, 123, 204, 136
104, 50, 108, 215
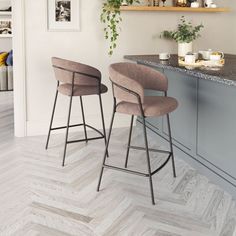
178, 42, 193, 57
121, 0, 128, 6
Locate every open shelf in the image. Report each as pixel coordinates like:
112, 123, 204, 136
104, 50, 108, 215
0, 90, 13, 92
0, 34, 12, 38
0, 11, 12, 16
120, 6, 230, 12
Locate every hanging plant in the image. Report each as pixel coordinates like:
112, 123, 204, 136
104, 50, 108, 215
101, 0, 139, 55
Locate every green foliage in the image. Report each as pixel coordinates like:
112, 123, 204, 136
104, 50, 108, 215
160, 16, 204, 43
101, 0, 139, 55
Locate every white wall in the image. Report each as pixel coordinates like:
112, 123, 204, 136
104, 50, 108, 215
0, 38, 11, 52
0, 0, 11, 52
23, 0, 235, 136
0, 0, 10, 8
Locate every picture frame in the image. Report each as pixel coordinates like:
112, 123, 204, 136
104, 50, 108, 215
47, 0, 80, 31
0, 19, 12, 37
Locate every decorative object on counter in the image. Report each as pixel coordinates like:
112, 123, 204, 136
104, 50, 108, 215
178, 42, 193, 57
178, 52, 225, 70
47, 0, 80, 31
210, 51, 224, 62
179, 49, 225, 69
179, 57, 224, 70
199, 49, 212, 60
202, 59, 224, 69
160, 16, 203, 57
159, 52, 170, 60
185, 52, 196, 64
0, 19, 12, 37
160, 59, 170, 65
101, 0, 139, 55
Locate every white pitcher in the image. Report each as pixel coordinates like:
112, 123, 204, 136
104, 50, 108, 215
204, 0, 213, 8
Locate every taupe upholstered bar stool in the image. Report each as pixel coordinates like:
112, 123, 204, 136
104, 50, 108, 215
46, 57, 108, 166
97, 62, 178, 205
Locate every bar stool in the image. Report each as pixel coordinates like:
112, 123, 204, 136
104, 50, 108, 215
46, 57, 108, 166
97, 62, 178, 205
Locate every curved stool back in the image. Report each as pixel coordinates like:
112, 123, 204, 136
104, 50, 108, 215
52, 57, 101, 87
109, 62, 168, 104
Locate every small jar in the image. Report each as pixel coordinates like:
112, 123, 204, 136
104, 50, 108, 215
175, 0, 188, 7
153, 0, 160, 6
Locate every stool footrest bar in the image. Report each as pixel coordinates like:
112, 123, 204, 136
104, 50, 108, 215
85, 124, 104, 137
129, 145, 171, 154
103, 164, 148, 177
67, 136, 104, 144
103, 153, 172, 178
151, 153, 172, 176
51, 124, 83, 131
51, 123, 104, 137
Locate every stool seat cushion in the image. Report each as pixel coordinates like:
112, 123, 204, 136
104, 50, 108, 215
116, 96, 178, 117
58, 83, 108, 96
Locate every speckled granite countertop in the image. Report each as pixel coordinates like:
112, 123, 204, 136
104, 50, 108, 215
124, 54, 236, 87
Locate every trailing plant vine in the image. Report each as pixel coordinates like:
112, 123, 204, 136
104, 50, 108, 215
101, 0, 139, 55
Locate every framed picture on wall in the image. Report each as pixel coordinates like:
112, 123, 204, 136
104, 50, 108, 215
47, 0, 80, 31
0, 19, 12, 37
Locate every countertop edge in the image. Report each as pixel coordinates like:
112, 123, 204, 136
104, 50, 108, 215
124, 55, 236, 87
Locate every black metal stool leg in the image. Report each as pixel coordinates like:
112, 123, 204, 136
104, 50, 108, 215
80, 96, 88, 143
99, 94, 109, 157
62, 94, 73, 167
142, 116, 155, 205
167, 114, 177, 178
46, 88, 59, 150
125, 115, 134, 168
97, 108, 116, 192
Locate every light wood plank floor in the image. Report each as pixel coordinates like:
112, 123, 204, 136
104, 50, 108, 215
0, 93, 236, 236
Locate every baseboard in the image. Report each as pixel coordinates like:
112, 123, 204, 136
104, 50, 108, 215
26, 113, 132, 136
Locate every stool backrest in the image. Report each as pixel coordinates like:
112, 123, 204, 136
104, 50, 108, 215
52, 57, 101, 86
109, 62, 168, 104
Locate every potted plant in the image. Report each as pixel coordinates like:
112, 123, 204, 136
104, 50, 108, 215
101, 0, 139, 55
161, 16, 204, 57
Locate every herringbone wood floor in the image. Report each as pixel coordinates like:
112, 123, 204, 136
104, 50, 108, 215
0, 92, 236, 236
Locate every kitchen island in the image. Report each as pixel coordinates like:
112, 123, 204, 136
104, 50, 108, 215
125, 54, 236, 197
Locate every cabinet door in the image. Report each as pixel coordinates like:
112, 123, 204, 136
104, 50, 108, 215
197, 79, 236, 180
163, 70, 198, 152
